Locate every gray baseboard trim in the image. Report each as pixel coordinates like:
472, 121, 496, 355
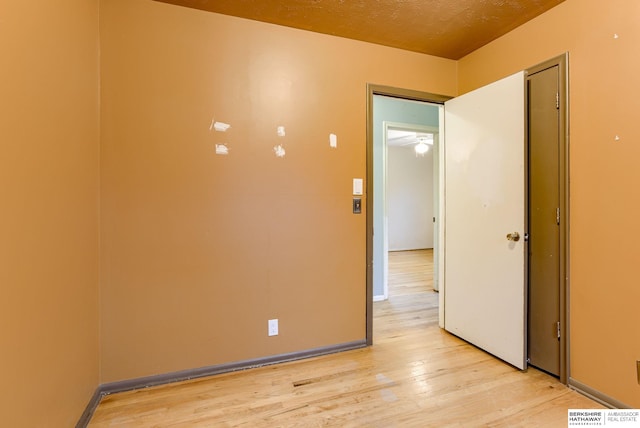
568, 377, 632, 409
75, 387, 103, 428
77, 340, 367, 427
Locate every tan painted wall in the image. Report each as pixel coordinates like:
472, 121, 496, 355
11, 0, 633, 420
459, 0, 640, 407
99, 0, 457, 383
0, 1, 100, 426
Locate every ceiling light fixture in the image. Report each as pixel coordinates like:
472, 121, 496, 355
415, 141, 429, 155
415, 137, 431, 156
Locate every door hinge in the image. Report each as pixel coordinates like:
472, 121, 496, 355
556, 92, 559, 109
557, 321, 561, 339
556, 207, 560, 225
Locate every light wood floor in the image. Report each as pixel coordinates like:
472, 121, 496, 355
88, 249, 601, 427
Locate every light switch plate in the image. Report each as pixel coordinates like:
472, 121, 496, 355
353, 178, 363, 195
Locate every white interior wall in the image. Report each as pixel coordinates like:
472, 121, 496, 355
387, 145, 434, 251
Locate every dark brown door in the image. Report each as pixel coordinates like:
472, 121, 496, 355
528, 65, 560, 376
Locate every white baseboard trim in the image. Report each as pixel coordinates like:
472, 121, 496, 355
373, 294, 387, 302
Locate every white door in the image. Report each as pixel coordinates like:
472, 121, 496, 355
443, 71, 526, 369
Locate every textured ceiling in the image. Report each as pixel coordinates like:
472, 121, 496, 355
153, 0, 564, 59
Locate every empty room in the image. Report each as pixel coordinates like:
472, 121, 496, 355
1, 0, 639, 426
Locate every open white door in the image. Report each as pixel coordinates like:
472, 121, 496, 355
443, 71, 526, 369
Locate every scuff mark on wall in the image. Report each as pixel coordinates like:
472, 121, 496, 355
215, 144, 229, 155
210, 118, 231, 155
210, 119, 231, 132
273, 144, 286, 158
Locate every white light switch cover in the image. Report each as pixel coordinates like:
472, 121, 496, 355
353, 178, 363, 195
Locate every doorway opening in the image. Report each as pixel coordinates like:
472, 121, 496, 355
365, 85, 450, 345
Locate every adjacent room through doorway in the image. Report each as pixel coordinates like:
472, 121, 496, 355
369, 93, 442, 338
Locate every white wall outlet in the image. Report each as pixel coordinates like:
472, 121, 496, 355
268, 319, 279, 336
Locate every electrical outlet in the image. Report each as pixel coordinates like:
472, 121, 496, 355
268, 319, 278, 336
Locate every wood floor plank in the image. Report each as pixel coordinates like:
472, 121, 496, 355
88, 249, 602, 427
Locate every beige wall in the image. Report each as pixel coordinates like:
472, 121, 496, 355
0, 1, 100, 426
459, 0, 640, 407
99, 0, 456, 383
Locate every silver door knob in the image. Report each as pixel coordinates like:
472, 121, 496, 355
506, 232, 520, 242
